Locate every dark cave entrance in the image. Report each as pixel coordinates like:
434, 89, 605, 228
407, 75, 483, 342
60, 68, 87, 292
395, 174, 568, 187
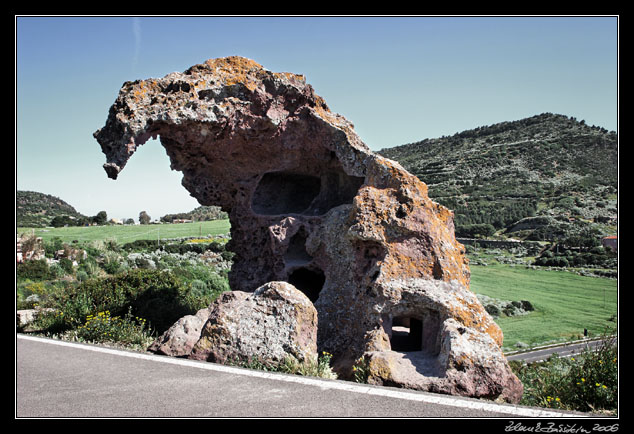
287, 267, 325, 303
390, 317, 424, 352
251, 171, 322, 215
251, 168, 365, 216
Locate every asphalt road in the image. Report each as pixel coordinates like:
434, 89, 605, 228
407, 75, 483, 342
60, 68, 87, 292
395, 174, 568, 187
506, 339, 607, 363
16, 334, 588, 419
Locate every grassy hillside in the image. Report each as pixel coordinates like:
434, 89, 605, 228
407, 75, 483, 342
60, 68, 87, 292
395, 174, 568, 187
379, 113, 618, 241
16, 191, 88, 228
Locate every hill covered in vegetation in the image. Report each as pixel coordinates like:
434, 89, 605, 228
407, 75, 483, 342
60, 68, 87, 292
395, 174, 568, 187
16, 191, 88, 228
379, 113, 617, 242
160, 206, 228, 223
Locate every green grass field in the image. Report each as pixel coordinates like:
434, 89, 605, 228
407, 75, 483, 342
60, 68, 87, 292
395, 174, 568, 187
18, 220, 231, 244
470, 264, 618, 350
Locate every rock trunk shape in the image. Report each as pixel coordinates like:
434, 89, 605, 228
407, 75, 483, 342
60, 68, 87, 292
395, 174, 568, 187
95, 56, 522, 402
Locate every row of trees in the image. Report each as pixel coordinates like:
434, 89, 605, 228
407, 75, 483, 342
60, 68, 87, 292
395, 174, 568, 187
51, 207, 227, 227
50, 211, 153, 227
50, 211, 108, 228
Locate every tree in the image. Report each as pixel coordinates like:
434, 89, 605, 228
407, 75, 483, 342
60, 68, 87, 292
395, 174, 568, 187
139, 211, 151, 225
50, 215, 74, 227
92, 211, 108, 225
458, 223, 496, 238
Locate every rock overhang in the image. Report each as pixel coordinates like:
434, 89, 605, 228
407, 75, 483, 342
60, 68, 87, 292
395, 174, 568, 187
94, 56, 523, 403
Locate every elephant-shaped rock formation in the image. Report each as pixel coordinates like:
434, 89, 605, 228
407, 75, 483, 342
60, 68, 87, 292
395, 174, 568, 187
95, 56, 522, 403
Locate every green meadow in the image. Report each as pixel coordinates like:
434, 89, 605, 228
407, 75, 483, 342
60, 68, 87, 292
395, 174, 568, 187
18, 220, 231, 244
470, 264, 617, 350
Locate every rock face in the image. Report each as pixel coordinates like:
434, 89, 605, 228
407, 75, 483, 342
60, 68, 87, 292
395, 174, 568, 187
95, 56, 523, 402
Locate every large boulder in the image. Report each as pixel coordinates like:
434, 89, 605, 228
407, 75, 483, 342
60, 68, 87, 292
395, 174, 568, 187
148, 306, 211, 357
188, 281, 318, 365
95, 56, 522, 402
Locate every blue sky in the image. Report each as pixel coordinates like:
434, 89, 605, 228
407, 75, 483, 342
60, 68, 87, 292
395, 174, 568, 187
16, 16, 618, 222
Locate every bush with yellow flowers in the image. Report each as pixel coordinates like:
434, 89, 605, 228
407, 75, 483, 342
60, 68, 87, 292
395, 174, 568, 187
510, 332, 617, 415
75, 307, 152, 347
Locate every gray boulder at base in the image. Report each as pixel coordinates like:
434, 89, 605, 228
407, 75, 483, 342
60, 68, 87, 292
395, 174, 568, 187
148, 307, 211, 357
184, 281, 318, 365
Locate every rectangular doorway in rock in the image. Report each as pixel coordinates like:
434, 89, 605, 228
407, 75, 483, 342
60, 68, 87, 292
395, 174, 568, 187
390, 316, 423, 352
387, 311, 441, 354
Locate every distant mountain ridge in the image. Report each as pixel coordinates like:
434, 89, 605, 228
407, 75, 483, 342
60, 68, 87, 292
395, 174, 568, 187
378, 113, 617, 241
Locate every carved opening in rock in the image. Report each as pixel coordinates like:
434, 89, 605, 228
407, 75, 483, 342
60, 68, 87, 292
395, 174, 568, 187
287, 267, 325, 303
309, 170, 365, 215
252, 171, 321, 215
387, 311, 442, 355
284, 229, 312, 267
390, 317, 423, 352
251, 168, 365, 216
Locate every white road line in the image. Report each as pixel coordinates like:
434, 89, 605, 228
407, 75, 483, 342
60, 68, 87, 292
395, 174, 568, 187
17, 334, 586, 418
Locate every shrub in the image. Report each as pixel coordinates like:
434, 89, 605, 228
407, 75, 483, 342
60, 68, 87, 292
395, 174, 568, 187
190, 279, 208, 295
48, 263, 66, 278
17, 259, 52, 281
560, 337, 618, 413
183, 273, 230, 310
485, 304, 500, 317
503, 305, 516, 316
78, 257, 100, 277
30, 309, 69, 335
75, 308, 153, 347
102, 259, 122, 275
221, 250, 235, 262
352, 355, 370, 383
122, 239, 158, 252
53, 269, 194, 335
511, 334, 618, 414
276, 351, 337, 379
43, 237, 64, 257
230, 351, 337, 380
59, 257, 74, 274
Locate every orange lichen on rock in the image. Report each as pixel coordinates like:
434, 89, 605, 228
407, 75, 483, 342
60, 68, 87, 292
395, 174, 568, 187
203, 56, 265, 90
451, 295, 504, 346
